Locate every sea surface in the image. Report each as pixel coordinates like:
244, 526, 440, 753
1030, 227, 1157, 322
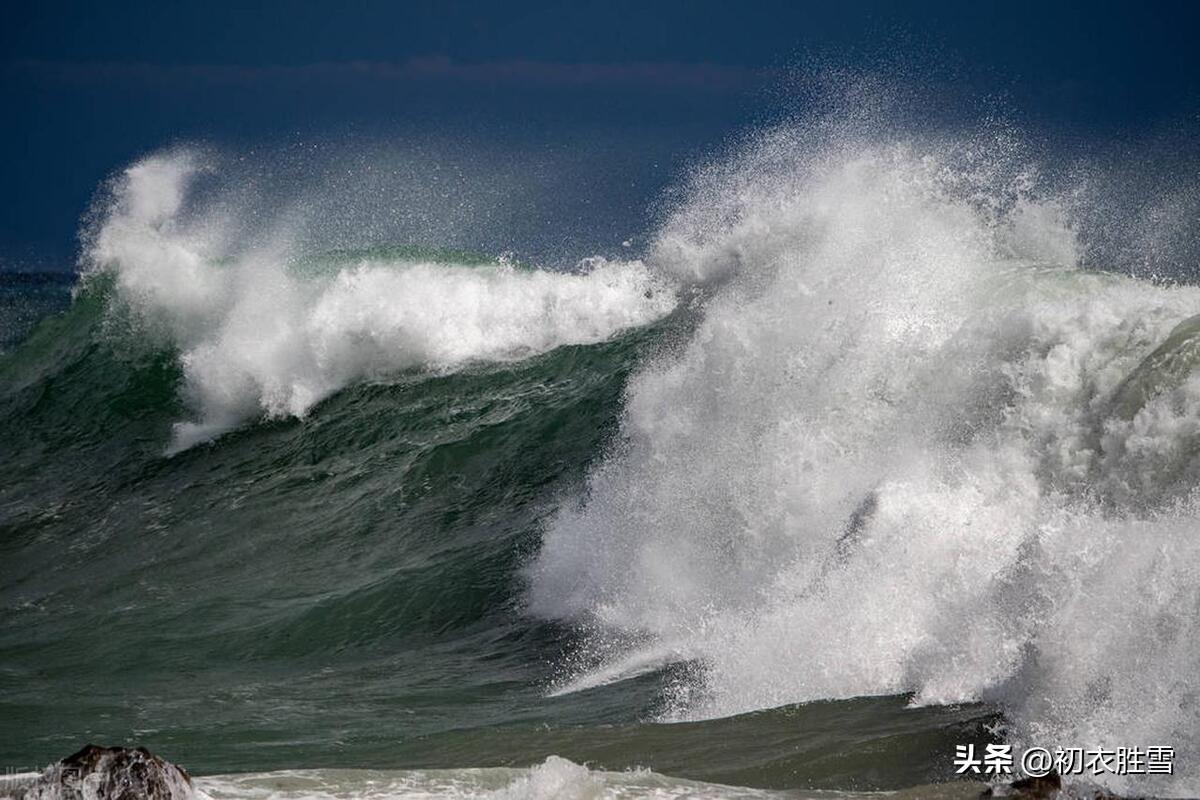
3, 107, 1200, 798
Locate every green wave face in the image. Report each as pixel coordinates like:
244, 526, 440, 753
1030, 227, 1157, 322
9, 134, 1200, 800
0, 267, 666, 762
1111, 313, 1200, 420
0, 273, 988, 789
1, 163, 678, 738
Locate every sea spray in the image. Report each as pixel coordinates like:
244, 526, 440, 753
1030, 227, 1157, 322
5, 97, 1200, 797
82, 152, 676, 450
530, 123, 1200, 796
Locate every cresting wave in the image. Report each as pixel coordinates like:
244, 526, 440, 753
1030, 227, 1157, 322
530, 124, 1200, 796
8, 110, 1200, 797
83, 151, 675, 451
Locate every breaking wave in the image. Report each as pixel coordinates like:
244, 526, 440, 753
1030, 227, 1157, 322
530, 118, 1200, 796
83, 151, 674, 451
6, 89, 1200, 799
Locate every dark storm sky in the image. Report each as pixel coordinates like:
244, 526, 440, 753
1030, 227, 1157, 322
2, 0, 1198, 268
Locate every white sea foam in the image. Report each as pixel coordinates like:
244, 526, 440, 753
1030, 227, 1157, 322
530, 122, 1200, 796
84, 152, 675, 451
0, 759, 998, 800
192, 757, 887, 799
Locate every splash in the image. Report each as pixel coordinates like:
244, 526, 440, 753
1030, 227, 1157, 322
83, 151, 675, 451
529, 119, 1200, 796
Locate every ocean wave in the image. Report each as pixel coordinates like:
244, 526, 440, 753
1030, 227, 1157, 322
5, 101, 1200, 797
82, 151, 676, 451
529, 119, 1200, 796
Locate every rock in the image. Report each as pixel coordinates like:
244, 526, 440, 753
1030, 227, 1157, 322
1007, 772, 1062, 798
7, 745, 193, 800
981, 771, 1141, 800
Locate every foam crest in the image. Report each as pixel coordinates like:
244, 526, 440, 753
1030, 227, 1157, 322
530, 128, 1200, 796
84, 151, 676, 451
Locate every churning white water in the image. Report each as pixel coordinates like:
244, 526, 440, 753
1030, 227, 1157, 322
193, 757, 797, 800
73, 113, 1200, 796
83, 151, 675, 451
530, 121, 1200, 797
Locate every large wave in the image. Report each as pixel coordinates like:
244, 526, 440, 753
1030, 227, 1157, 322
529, 118, 1200, 795
83, 151, 675, 451
17, 95, 1200, 795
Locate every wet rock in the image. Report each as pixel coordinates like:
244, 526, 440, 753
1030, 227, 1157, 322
1007, 772, 1062, 798
981, 771, 1141, 799
7, 745, 193, 800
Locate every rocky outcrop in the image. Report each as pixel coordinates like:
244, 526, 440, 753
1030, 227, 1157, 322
4, 745, 193, 800
1000, 772, 1062, 798
982, 771, 1143, 799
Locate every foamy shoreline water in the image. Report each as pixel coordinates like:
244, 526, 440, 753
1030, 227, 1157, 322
2, 756, 997, 800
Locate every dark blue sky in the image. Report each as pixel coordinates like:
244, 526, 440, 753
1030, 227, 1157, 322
2, 0, 1198, 269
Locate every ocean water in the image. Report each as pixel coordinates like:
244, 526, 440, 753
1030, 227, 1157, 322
3, 103, 1200, 799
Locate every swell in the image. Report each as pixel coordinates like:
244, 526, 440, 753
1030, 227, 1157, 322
0, 271, 676, 769
0, 142, 684, 689
0, 278, 666, 616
